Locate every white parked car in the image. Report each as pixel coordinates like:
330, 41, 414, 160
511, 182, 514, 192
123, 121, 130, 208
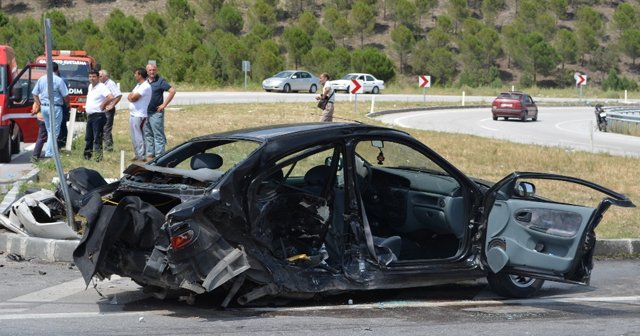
262, 70, 320, 93
331, 73, 385, 94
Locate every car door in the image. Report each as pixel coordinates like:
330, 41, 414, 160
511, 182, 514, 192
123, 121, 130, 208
524, 95, 537, 117
291, 72, 305, 91
482, 172, 634, 284
358, 75, 370, 92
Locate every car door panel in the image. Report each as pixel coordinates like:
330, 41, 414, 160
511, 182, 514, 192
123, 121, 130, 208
486, 199, 595, 274
483, 172, 635, 284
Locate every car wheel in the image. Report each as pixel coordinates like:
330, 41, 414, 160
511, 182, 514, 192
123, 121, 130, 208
10, 122, 21, 154
520, 111, 527, 121
346, 85, 350, 93
532, 113, 538, 121
283, 84, 291, 93
492, 115, 497, 121
309, 84, 317, 93
265, 89, 272, 92
487, 272, 544, 298
372, 86, 380, 94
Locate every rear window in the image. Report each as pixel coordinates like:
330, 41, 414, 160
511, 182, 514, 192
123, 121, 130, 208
497, 92, 522, 100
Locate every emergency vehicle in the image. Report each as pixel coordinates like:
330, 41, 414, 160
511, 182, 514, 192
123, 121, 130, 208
0, 45, 45, 163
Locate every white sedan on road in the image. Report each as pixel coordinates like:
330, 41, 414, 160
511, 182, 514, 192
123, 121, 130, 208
331, 73, 385, 94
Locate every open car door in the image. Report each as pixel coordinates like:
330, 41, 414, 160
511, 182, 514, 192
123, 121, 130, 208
483, 172, 634, 285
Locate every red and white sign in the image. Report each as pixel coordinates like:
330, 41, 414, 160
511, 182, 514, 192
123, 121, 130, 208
574, 73, 587, 86
350, 80, 363, 94
419, 75, 431, 88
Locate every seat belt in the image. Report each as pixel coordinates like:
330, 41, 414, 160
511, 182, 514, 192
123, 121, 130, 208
359, 197, 378, 264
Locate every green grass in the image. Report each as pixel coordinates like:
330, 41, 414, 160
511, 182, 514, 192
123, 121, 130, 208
29, 101, 640, 238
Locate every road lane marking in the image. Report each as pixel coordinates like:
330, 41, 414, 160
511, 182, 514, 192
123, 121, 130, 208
242, 295, 640, 313
0, 310, 173, 321
8, 278, 87, 303
480, 125, 499, 131
0, 308, 28, 313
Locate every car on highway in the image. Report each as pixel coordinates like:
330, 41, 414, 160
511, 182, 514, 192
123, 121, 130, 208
491, 91, 538, 121
73, 123, 634, 307
262, 70, 320, 93
331, 73, 385, 94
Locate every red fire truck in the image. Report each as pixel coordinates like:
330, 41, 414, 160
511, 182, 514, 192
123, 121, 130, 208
0, 45, 45, 163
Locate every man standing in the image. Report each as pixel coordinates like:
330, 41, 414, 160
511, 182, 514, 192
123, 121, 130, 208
84, 70, 114, 162
145, 62, 176, 161
99, 69, 123, 152
128, 68, 152, 162
31, 62, 69, 158
315, 73, 335, 122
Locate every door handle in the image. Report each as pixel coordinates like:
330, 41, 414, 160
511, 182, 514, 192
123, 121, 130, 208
515, 211, 532, 223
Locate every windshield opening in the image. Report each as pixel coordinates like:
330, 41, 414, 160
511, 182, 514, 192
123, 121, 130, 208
274, 71, 293, 78
56, 61, 90, 82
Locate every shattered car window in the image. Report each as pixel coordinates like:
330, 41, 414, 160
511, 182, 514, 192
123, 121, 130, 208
355, 140, 449, 175
165, 139, 260, 174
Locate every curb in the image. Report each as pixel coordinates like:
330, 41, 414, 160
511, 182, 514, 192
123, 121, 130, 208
0, 231, 637, 264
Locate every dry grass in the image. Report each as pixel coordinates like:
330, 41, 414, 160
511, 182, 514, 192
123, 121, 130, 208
31, 100, 640, 238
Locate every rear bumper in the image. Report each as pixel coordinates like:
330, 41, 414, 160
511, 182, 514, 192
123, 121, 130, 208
492, 108, 524, 117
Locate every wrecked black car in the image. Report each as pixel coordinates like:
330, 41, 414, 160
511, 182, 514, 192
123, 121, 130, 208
73, 123, 635, 306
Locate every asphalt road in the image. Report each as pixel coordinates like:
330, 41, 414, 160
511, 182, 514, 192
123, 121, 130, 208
0, 257, 638, 335
376, 106, 640, 157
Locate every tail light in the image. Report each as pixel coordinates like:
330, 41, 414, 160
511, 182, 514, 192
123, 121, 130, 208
170, 229, 195, 250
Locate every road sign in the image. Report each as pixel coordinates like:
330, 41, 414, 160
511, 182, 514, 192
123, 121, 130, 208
419, 75, 431, 88
242, 60, 251, 72
350, 80, 363, 94
575, 73, 587, 86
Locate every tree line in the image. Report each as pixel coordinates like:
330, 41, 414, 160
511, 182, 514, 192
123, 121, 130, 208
1, 0, 639, 91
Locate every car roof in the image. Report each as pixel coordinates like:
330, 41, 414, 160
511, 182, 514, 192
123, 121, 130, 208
190, 122, 407, 143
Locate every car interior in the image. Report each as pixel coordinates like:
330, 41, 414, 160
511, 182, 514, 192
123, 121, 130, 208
252, 140, 467, 270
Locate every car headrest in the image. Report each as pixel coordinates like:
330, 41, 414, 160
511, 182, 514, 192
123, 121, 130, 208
267, 169, 284, 181
304, 165, 332, 186
190, 153, 223, 170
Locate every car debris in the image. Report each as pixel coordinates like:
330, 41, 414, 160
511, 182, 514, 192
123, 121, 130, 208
4, 190, 78, 240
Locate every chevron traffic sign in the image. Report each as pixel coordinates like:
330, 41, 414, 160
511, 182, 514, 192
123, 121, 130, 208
419, 75, 431, 88
350, 79, 363, 94
574, 73, 587, 86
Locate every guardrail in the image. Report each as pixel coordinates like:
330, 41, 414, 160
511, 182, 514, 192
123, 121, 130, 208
601, 106, 640, 134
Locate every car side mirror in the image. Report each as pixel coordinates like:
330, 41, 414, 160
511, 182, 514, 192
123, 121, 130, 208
371, 140, 384, 148
515, 181, 535, 198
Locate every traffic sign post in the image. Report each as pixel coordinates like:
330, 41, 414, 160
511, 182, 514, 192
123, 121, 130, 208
350, 79, 363, 113
419, 75, 431, 103
242, 60, 251, 89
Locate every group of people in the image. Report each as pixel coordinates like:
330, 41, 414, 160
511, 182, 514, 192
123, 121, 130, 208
30, 62, 175, 163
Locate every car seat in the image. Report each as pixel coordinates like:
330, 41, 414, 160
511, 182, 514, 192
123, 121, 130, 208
190, 153, 223, 170
303, 165, 333, 195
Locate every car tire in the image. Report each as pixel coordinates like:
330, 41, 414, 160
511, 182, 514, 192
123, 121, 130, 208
10, 123, 21, 154
487, 272, 544, 298
346, 85, 350, 94
283, 84, 291, 93
520, 111, 527, 122
532, 114, 538, 121
372, 86, 380, 94
309, 84, 317, 93
492, 115, 497, 121
265, 89, 272, 92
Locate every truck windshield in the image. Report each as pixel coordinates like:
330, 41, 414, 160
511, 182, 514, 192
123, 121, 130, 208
0, 66, 5, 94
57, 61, 90, 82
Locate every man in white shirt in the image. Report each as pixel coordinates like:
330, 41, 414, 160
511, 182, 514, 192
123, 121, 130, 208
99, 69, 123, 152
84, 70, 114, 162
128, 68, 152, 162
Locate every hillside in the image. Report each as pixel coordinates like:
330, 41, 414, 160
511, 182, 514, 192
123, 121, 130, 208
2, 0, 638, 89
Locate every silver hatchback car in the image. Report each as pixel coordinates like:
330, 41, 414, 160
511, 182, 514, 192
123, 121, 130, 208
262, 70, 320, 93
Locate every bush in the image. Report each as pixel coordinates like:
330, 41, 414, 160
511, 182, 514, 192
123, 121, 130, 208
350, 47, 396, 82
